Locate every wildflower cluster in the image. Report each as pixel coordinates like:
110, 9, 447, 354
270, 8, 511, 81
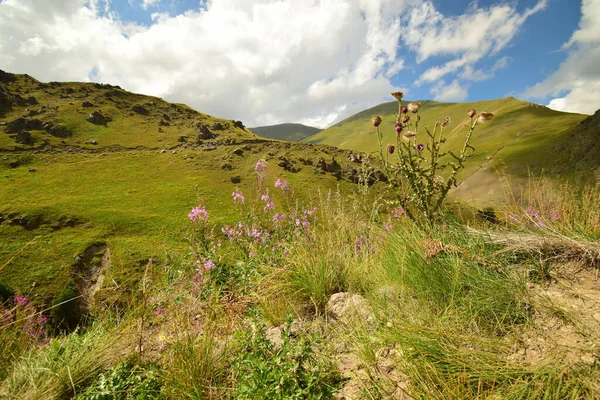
506, 208, 562, 230
375, 91, 492, 224
0, 295, 49, 346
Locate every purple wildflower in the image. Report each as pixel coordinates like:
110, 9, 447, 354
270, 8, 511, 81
188, 206, 209, 223
549, 211, 561, 222
392, 207, 406, 218
232, 190, 245, 204
14, 295, 29, 306
155, 307, 165, 316
275, 178, 289, 191
204, 260, 215, 271
255, 160, 267, 172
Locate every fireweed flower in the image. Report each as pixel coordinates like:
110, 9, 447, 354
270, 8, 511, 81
261, 194, 270, 202
407, 102, 421, 113
372, 115, 382, 127
232, 190, 245, 204
264, 201, 275, 212
275, 178, 289, 191
204, 260, 215, 271
392, 207, 406, 218
14, 295, 29, 306
255, 159, 268, 172
188, 206, 208, 223
384, 218, 393, 231
273, 213, 286, 223
549, 211, 561, 222
155, 307, 165, 316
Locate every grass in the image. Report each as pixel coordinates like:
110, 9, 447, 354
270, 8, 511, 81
1, 71, 599, 399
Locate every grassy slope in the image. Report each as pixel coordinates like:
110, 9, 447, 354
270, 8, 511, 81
0, 72, 365, 305
304, 98, 592, 204
249, 123, 321, 142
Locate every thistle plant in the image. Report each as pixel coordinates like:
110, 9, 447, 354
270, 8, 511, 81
376, 91, 492, 224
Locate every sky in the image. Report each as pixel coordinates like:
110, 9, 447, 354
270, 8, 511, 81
0, 0, 598, 129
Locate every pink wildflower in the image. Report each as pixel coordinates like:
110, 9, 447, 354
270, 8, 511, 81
549, 211, 560, 222
188, 206, 208, 222
204, 260, 215, 271
392, 207, 406, 218
232, 190, 245, 204
14, 295, 29, 306
255, 160, 267, 172
275, 178, 289, 191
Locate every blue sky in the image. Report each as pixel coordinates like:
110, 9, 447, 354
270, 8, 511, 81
0, 0, 598, 127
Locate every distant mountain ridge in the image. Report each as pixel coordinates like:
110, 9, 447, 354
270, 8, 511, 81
250, 123, 321, 142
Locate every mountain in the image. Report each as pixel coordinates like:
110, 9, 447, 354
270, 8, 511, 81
304, 97, 596, 203
249, 123, 321, 142
0, 70, 367, 305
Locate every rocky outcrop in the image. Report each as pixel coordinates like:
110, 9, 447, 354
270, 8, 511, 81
86, 110, 111, 126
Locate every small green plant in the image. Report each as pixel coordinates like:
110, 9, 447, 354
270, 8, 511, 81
74, 361, 163, 400
232, 320, 340, 399
375, 92, 492, 224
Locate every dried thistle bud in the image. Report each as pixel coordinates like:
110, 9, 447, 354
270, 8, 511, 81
415, 143, 425, 152
441, 116, 450, 127
391, 91, 404, 100
402, 115, 410, 124
372, 115, 382, 127
407, 102, 421, 113
387, 144, 395, 154
403, 130, 416, 138
395, 123, 403, 134
401, 106, 408, 114
468, 109, 476, 118
477, 112, 494, 123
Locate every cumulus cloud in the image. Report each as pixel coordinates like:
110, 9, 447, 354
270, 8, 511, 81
523, 0, 600, 115
407, 1, 547, 85
0, 0, 415, 128
431, 79, 468, 102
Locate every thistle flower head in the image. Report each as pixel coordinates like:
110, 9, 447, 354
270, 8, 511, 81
441, 116, 450, 127
372, 115, 382, 127
402, 130, 416, 138
395, 123, 403, 134
407, 102, 421, 114
468, 109, 476, 118
387, 144, 395, 154
415, 143, 425, 152
402, 115, 410, 124
391, 91, 404, 100
401, 106, 408, 114
477, 112, 494, 123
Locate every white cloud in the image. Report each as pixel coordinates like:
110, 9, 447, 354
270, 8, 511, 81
408, 1, 547, 85
0, 0, 414, 128
431, 79, 468, 102
523, 0, 600, 115
141, 0, 160, 10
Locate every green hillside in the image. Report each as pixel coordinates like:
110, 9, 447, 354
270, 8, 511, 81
0, 71, 371, 305
305, 98, 595, 204
250, 123, 321, 142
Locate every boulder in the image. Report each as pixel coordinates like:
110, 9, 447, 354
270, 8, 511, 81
131, 104, 149, 115
326, 292, 374, 324
197, 124, 216, 140
230, 176, 241, 184
86, 111, 111, 126
82, 101, 94, 108
6, 118, 43, 133
26, 96, 38, 105
177, 136, 187, 143
15, 131, 33, 145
